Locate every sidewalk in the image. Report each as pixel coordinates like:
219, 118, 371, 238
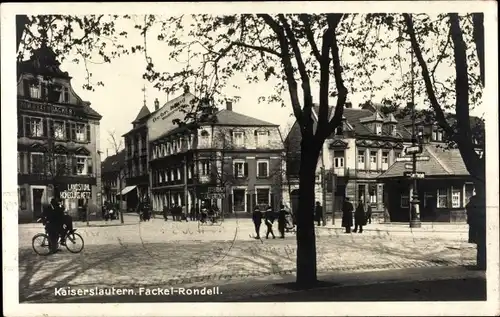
41, 265, 486, 303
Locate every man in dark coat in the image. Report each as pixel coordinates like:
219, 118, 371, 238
314, 201, 323, 226
163, 204, 169, 221
264, 206, 276, 239
365, 204, 372, 224
341, 197, 354, 233
277, 204, 288, 239
42, 198, 65, 253
252, 205, 263, 239
353, 199, 366, 233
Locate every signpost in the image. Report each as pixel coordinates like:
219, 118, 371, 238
404, 172, 425, 179
404, 164, 414, 170
404, 145, 422, 155
396, 156, 429, 163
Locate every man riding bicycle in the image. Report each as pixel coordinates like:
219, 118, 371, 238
42, 198, 74, 248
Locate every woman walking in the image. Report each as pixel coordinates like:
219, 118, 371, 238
342, 197, 354, 233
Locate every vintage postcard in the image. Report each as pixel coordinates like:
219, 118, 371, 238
2, 1, 499, 316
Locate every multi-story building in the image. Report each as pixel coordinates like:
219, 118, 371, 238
285, 101, 483, 223
101, 150, 126, 208
148, 96, 284, 216
121, 101, 154, 210
285, 102, 412, 222
17, 44, 102, 222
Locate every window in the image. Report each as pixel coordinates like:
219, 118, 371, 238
200, 161, 210, 176
375, 123, 382, 135
28, 117, 43, 137
200, 130, 210, 147
417, 126, 425, 139
171, 170, 175, 180
177, 168, 182, 180
188, 166, 192, 179
233, 161, 245, 178
437, 130, 443, 141
370, 151, 377, 170
437, 188, 448, 208
29, 83, 41, 99
256, 131, 269, 147
257, 160, 269, 178
401, 194, 410, 208
357, 150, 365, 166
334, 150, 344, 168
451, 187, 461, 208
233, 131, 244, 147
52, 121, 65, 140
60, 87, 69, 103
256, 188, 270, 206
75, 124, 86, 141
76, 156, 87, 175
358, 184, 366, 203
382, 152, 389, 170
335, 125, 344, 135
370, 189, 377, 204
31, 153, 45, 173
54, 155, 68, 174
388, 125, 396, 135
432, 128, 438, 141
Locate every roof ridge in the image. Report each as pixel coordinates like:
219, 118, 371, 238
426, 146, 452, 174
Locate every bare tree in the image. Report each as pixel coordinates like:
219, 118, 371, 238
107, 130, 126, 223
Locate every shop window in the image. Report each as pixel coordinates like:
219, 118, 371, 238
437, 188, 448, 208
256, 188, 270, 206
451, 187, 461, 208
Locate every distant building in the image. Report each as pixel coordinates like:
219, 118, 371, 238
101, 150, 126, 208
17, 44, 102, 222
148, 98, 284, 215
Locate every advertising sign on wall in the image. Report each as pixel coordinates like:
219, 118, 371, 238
60, 183, 92, 200
147, 93, 197, 142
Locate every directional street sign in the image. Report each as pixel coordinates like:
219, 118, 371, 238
404, 164, 414, 169
404, 171, 425, 179
404, 146, 422, 155
396, 156, 430, 163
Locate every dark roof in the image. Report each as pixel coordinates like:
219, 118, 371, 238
213, 109, 278, 127
378, 144, 470, 179
17, 44, 70, 79
133, 105, 151, 123
101, 150, 126, 173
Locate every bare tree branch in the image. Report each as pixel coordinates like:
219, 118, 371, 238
403, 13, 453, 136
108, 130, 124, 154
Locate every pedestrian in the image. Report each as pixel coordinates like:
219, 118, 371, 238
341, 197, 354, 233
277, 204, 287, 239
365, 204, 372, 224
171, 204, 178, 221
252, 205, 263, 239
182, 204, 188, 222
195, 203, 200, 221
163, 204, 168, 221
189, 205, 195, 221
264, 206, 276, 239
353, 198, 366, 233
314, 201, 323, 226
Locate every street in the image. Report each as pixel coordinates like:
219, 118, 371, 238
19, 214, 476, 303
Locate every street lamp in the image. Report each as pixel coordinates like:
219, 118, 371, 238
409, 37, 421, 229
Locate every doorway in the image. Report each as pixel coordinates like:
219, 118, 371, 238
233, 189, 245, 212
32, 188, 44, 218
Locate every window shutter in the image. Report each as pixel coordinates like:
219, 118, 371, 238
18, 116, 24, 137
244, 162, 248, 177
72, 156, 77, 175
86, 124, 91, 142
24, 117, 31, 137
71, 123, 76, 140
23, 80, 30, 97
42, 118, 48, 137
228, 194, 233, 213
65, 122, 71, 140
49, 119, 54, 138
87, 157, 93, 175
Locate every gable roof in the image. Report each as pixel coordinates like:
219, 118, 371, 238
212, 109, 278, 127
133, 105, 151, 123
101, 150, 126, 173
378, 144, 470, 179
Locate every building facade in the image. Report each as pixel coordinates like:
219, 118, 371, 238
17, 45, 102, 222
148, 98, 284, 216
101, 150, 126, 209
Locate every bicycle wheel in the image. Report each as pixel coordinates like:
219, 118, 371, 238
32, 233, 51, 256
65, 232, 84, 253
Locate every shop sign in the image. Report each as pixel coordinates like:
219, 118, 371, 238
60, 183, 92, 199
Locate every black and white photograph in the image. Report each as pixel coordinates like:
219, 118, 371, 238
2, 1, 498, 316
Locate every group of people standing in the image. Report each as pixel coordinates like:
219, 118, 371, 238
341, 197, 372, 233
252, 204, 292, 239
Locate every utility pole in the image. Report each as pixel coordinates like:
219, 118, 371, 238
409, 29, 422, 228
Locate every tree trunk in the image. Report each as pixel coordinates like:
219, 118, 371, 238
472, 173, 486, 270
295, 138, 321, 287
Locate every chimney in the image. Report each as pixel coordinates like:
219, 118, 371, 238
345, 102, 352, 109
226, 100, 233, 111
154, 98, 160, 111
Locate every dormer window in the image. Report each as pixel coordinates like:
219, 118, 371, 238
232, 131, 244, 147
335, 124, 344, 136
375, 123, 382, 135
255, 130, 269, 147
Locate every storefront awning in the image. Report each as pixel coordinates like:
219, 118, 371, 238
120, 185, 137, 195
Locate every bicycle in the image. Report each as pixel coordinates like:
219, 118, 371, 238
32, 218, 85, 256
